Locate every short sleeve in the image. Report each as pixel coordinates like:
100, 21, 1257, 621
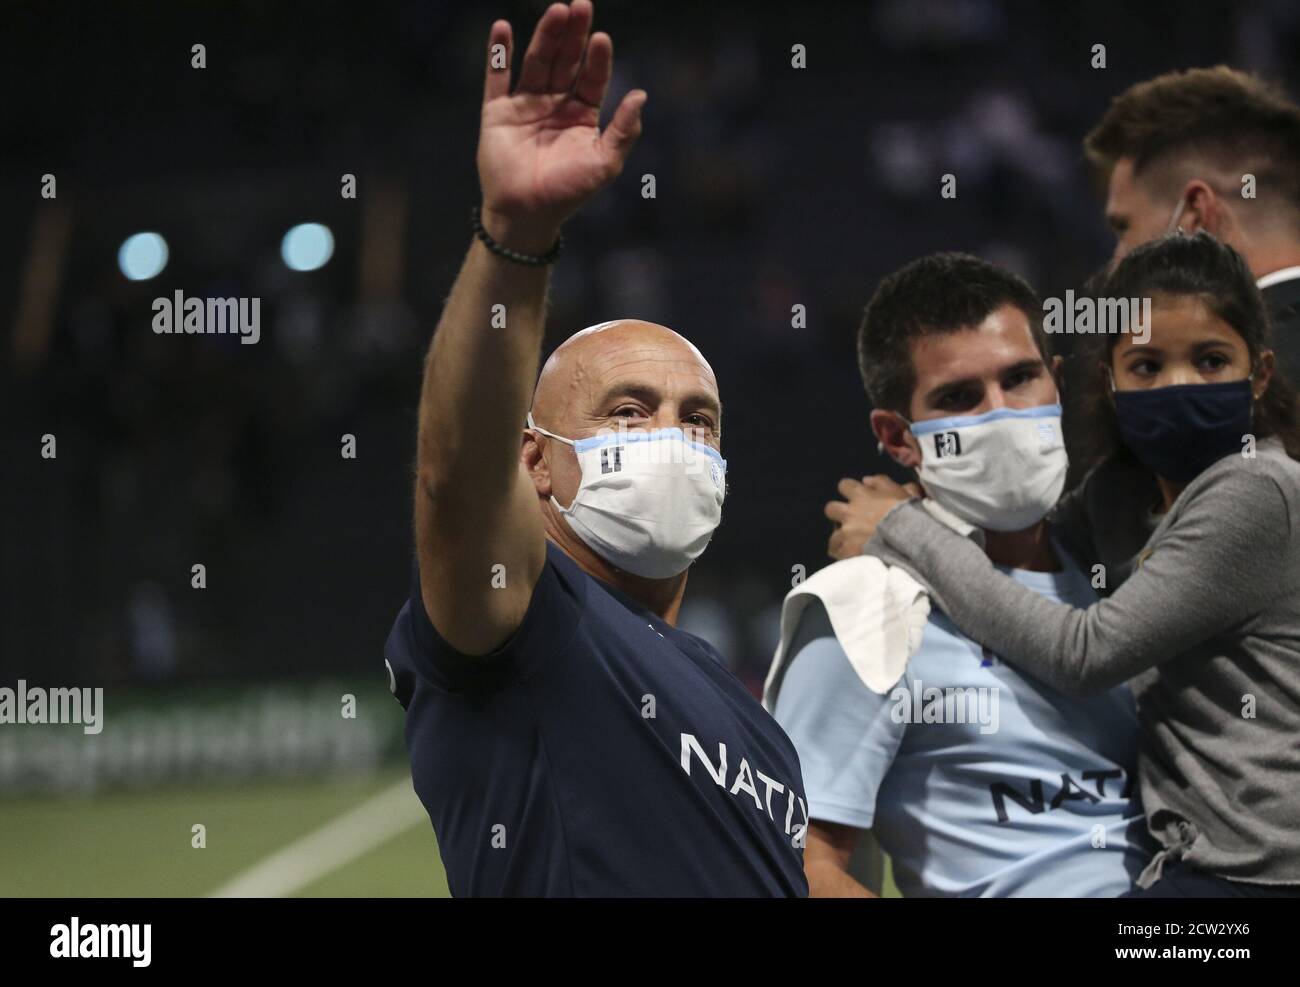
384, 542, 585, 700
771, 600, 906, 831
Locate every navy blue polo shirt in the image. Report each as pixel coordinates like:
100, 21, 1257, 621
384, 542, 808, 897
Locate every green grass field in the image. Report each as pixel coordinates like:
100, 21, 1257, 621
0, 769, 448, 897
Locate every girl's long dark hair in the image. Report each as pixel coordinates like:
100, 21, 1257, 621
1072, 231, 1300, 471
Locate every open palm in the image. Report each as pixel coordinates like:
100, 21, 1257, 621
477, 1, 645, 237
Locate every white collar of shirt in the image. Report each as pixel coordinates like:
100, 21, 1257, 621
1257, 266, 1300, 290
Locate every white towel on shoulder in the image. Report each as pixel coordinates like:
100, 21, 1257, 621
762, 498, 982, 707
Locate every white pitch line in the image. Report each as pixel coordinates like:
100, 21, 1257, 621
208, 777, 428, 898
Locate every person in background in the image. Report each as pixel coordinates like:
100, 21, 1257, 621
1085, 67, 1300, 379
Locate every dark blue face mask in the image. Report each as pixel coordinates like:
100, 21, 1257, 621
1111, 377, 1254, 483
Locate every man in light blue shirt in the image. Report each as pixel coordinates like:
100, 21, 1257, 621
770, 253, 1153, 896
774, 560, 1150, 897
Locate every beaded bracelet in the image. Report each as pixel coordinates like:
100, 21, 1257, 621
470, 206, 564, 266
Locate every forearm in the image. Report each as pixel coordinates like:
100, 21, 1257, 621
806, 860, 877, 898
416, 2, 642, 500
870, 502, 1144, 694
417, 220, 554, 503
412, 222, 556, 653
871, 482, 1289, 694
409, 3, 643, 651
804, 820, 880, 898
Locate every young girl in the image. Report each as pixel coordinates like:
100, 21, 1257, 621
837, 232, 1300, 896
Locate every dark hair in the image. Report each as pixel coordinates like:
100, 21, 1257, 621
1083, 66, 1300, 217
857, 252, 1048, 414
1075, 231, 1300, 468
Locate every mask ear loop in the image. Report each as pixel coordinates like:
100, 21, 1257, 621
876, 411, 914, 456
1246, 367, 1264, 412
526, 412, 582, 514
1166, 195, 1188, 235
525, 412, 576, 447
1101, 366, 1123, 419
528, 413, 644, 447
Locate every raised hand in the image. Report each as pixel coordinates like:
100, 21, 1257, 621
477, 1, 645, 253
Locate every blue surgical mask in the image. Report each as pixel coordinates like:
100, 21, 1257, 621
1110, 377, 1253, 483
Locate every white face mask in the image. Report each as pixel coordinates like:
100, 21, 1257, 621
528, 415, 727, 579
904, 404, 1068, 533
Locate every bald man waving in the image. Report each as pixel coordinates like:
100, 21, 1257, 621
383, 1, 808, 898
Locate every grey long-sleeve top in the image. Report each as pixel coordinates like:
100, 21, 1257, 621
867, 437, 1300, 886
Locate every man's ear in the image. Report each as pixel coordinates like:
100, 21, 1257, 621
522, 430, 552, 498
1180, 179, 1222, 236
870, 408, 921, 470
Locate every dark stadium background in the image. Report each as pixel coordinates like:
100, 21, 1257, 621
3, 0, 1297, 896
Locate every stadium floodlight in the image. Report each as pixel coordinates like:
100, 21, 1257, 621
281, 222, 334, 271
118, 232, 169, 281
